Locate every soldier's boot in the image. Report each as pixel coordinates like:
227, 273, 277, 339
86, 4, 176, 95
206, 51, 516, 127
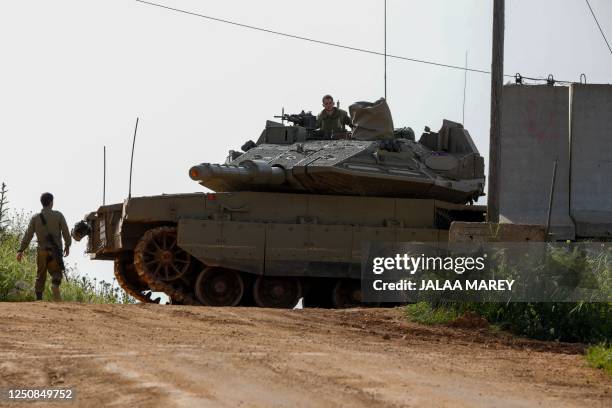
35, 291, 43, 301
51, 285, 62, 302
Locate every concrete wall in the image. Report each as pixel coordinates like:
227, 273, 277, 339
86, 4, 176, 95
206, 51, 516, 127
499, 85, 575, 240
570, 84, 612, 238
498, 84, 612, 240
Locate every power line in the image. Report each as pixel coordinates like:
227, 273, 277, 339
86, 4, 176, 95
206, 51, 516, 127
135, 0, 491, 74
585, 0, 612, 56
135, 0, 575, 83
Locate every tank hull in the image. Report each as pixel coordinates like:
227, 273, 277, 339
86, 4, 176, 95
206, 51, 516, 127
83, 191, 484, 307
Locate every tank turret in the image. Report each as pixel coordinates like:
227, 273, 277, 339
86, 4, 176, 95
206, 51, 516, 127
190, 99, 485, 204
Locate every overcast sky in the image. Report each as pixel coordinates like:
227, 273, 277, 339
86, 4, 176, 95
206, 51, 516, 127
1, 0, 611, 284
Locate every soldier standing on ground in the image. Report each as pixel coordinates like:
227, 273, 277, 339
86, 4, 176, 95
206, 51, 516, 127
16, 192, 71, 301
316, 94, 353, 139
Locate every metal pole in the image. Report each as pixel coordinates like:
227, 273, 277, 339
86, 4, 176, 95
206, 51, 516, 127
487, 0, 505, 222
103, 146, 106, 205
462, 50, 468, 125
384, 0, 387, 100
545, 159, 558, 239
128, 117, 139, 199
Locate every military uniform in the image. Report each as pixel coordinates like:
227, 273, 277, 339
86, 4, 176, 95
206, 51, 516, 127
316, 107, 353, 138
18, 208, 71, 299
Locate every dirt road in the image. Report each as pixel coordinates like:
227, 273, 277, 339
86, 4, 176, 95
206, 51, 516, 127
0, 303, 609, 407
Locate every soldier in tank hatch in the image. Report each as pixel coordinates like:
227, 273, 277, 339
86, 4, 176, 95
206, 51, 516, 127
316, 94, 353, 139
16, 192, 71, 301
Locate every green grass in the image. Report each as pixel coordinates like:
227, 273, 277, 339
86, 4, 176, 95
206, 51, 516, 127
454, 302, 612, 343
405, 301, 611, 343
586, 344, 612, 375
0, 210, 133, 304
405, 302, 459, 325
406, 301, 612, 376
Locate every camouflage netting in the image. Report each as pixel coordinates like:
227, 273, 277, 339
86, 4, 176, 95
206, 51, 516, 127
349, 98, 394, 140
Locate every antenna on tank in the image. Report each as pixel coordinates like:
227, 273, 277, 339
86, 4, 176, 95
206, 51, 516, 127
128, 117, 139, 199
103, 145, 106, 205
462, 50, 468, 125
274, 107, 286, 124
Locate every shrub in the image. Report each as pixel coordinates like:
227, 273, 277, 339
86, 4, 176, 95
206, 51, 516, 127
454, 302, 611, 343
405, 301, 459, 325
586, 344, 612, 374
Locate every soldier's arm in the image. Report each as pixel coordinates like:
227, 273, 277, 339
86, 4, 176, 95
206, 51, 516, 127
60, 213, 72, 249
18, 217, 35, 252
315, 114, 322, 129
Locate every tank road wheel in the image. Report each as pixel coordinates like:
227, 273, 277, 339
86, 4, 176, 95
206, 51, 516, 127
332, 279, 362, 308
134, 227, 201, 306
134, 227, 191, 282
253, 276, 302, 309
113, 257, 157, 304
194, 267, 244, 306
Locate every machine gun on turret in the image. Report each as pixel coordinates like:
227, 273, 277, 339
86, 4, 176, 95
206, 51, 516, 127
274, 110, 317, 130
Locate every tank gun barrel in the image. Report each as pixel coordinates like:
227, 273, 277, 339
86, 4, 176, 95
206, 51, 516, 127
189, 160, 286, 185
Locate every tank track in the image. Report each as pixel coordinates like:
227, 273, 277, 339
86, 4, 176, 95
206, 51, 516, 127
113, 258, 156, 304
133, 226, 202, 306
131, 226, 367, 308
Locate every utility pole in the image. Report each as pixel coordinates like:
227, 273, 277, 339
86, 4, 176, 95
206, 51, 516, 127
487, 0, 504, 222
384, 0, 387, 100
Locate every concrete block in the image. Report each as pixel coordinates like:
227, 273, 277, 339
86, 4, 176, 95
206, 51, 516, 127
499, 85, 575, 240
569, 84, 612, 238
449, 222, 546, 243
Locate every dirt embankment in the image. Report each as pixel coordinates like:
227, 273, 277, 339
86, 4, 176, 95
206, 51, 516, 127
0, 303, 609, 407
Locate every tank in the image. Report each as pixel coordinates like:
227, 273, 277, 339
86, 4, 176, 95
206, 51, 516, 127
74, 99, 486, 308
